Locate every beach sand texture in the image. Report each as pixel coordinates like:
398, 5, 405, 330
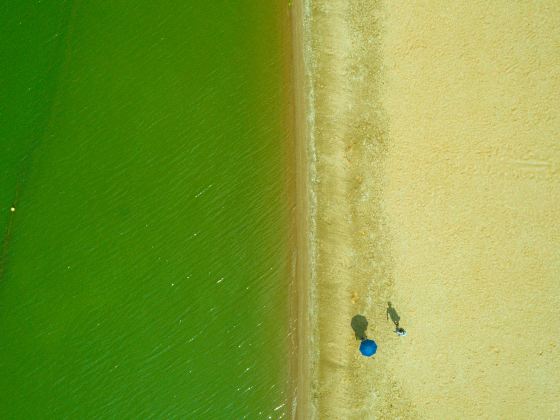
296, 0, 560, 418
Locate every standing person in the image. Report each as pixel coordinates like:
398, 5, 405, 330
395, 326, 407, 336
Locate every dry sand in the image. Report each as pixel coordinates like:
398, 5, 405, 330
293, 0, 560, 418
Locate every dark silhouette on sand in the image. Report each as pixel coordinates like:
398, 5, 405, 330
387, 302, 407, 336
387, 301, 400, 327
351, 314, 368, 340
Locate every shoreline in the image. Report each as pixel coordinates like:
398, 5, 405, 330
290, 0, 315, 418
290, 0, 408, 417
298, 1, 411, 417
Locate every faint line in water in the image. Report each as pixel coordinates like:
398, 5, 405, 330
0, 0, 81, 282
194, 184, 213, 198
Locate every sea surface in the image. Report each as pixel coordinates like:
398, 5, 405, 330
0, 1, 293, 418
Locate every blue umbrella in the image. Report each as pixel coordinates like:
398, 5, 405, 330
359, 339, 377, 357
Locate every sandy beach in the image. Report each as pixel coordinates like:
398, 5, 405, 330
293, 0, 560, 418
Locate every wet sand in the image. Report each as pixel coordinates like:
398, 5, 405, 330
294, 0, 560, 418
291, 0, 313, 416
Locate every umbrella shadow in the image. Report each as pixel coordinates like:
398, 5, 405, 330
351, 314, 368, 340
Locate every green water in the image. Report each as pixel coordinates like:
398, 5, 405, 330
0, 1, 293, 418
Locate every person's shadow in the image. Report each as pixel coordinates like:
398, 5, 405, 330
387, 302, 400, 327
351, 314, 368, 340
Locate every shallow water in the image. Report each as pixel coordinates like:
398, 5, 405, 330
0, 1, 293, 418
